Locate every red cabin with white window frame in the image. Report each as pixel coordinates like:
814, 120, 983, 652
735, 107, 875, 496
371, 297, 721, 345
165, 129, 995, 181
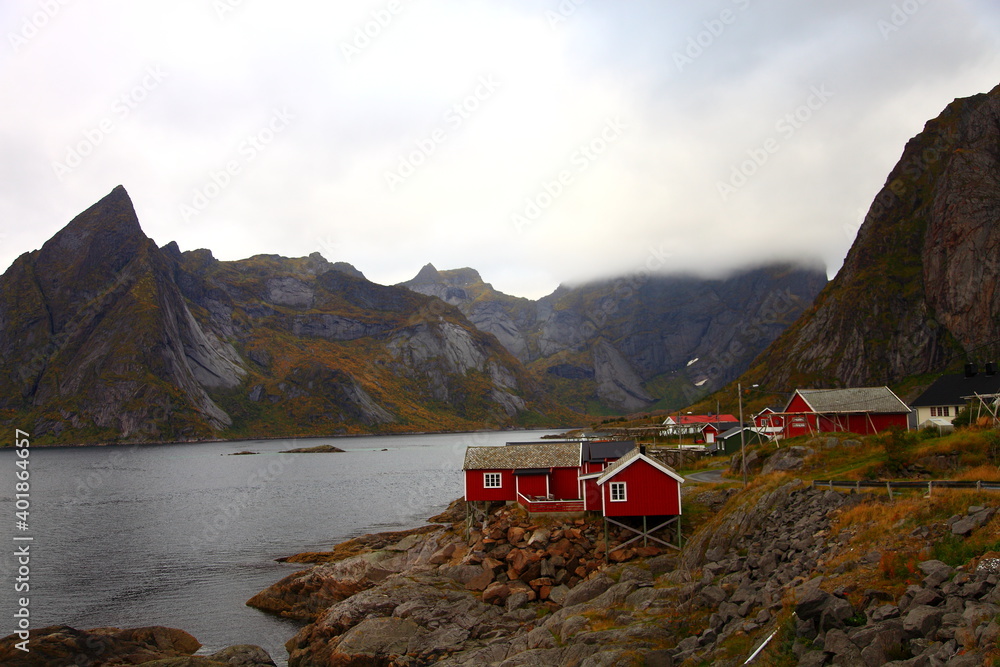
577, 441, 635, 512
463, 440, 684, 520
463, 442, 584, 512
596, 447, 683, 518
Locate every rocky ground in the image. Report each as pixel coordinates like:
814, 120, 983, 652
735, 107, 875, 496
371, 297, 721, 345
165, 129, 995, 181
250, 478, 999, 667
4, 470, 997, 666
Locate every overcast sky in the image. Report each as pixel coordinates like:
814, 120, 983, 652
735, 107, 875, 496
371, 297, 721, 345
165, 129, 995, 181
2, 1, 998, 299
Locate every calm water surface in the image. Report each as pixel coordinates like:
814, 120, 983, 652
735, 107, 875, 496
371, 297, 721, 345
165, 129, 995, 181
0, 430, 567, 665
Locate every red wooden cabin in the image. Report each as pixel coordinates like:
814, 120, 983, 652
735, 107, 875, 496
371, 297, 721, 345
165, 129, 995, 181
779, 387, 910, 437
596, 447, 684, 518
463, 442, 583, 513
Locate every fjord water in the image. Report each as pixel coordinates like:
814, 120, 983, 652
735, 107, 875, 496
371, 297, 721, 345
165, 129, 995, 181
0, 430, 566, 665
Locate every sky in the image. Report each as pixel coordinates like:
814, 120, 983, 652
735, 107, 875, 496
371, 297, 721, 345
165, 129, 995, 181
1, 1, 999, 299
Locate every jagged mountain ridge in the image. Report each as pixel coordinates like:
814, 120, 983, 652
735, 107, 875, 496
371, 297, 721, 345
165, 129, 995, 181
734, 82, 1000, 395
402, 262, 828, 413
0, 187, 570, 443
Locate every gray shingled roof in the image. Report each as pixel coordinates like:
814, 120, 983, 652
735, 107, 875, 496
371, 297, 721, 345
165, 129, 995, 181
463, 442, 581, 470
596, 447, 684, 485
792, 387, 910, 414
594, 446, 640, 480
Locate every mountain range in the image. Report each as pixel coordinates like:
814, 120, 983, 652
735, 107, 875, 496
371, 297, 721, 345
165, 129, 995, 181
403, 262, 826, 413
0, 187, 576, 443
0, 188, 823, 444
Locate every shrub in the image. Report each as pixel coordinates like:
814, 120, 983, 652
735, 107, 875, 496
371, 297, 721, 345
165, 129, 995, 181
878, 427, 914, 475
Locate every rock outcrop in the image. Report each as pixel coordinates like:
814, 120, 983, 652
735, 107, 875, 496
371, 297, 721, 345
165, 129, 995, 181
0, 625, 277, 667
251, 482, 999, 666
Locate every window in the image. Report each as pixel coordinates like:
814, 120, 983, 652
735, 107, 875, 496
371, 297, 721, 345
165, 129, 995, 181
931, 406, 951, 417
944, 406, 951, 417
483, 472, 502, 489
610, 482, 627, 502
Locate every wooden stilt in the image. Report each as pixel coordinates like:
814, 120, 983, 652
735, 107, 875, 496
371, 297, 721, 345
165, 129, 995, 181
605, 516, 681, 551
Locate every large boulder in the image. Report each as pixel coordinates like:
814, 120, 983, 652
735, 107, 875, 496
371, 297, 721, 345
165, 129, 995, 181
761, 446, 814, 474
246, 554, 395, 621
0, 625, 202, 666
794, 586, 855, 633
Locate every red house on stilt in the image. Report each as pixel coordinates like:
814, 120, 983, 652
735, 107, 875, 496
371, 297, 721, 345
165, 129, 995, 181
463, 440, 685, 553
596, 446, 683, 518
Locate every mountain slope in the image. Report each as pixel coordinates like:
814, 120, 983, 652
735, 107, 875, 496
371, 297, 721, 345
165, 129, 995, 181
0, 188, 570, 444
403, 263, 827, 413
734, 83, 1000, 396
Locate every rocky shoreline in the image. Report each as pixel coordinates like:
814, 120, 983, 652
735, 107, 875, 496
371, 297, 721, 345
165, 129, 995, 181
4, 479, 997, 666
247, 482, 1000, 666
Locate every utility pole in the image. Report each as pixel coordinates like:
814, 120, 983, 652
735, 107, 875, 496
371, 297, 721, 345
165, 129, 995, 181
738, 383, 758, 488
738, 382, 746, 487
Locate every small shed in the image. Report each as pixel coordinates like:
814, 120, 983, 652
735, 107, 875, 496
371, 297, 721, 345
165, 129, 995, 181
718, 426, 769, 455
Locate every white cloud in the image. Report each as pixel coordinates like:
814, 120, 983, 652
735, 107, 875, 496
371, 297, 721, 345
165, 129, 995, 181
1, 0, 998, 299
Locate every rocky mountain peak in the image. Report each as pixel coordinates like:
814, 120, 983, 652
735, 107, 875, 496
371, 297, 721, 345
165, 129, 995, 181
409, 262, 442, 285
33, 185, 151, 331
441, 267, 484, 287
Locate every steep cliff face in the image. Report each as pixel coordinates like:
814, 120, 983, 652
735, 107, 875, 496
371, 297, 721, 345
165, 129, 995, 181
404, 264, 827, 413
741, 84, 1000, 392
0, 188, 568, 444
0, 186, 243, 441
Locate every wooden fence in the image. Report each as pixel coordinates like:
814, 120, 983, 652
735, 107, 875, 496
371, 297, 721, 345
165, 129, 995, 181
812, 479, 1000, 499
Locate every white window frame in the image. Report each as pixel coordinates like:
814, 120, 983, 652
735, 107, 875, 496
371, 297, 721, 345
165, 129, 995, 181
610, 481, 627, 502
483, 472, 502, 489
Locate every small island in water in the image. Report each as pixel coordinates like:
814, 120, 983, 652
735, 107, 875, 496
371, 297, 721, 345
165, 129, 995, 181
279, 444, 346, 454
